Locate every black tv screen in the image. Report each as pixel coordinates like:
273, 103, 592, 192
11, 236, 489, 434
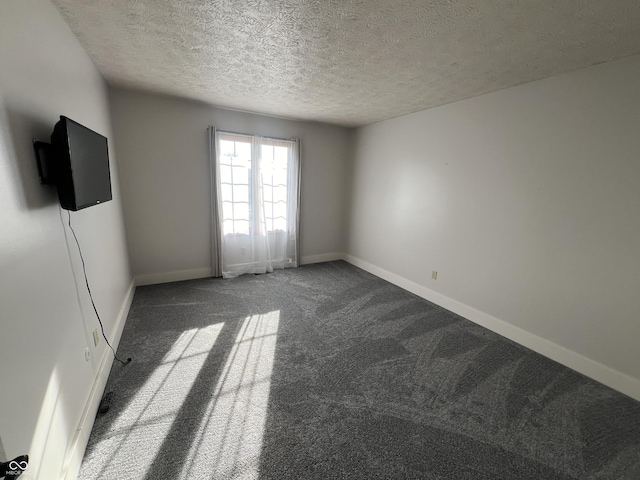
51, 116, 112, 211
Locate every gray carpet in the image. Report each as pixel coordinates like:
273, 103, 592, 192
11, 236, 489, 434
79, 261, 640, 479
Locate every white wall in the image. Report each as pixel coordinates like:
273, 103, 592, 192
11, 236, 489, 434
346, 54, 640, 399
108, 87, 352, 284
0, 2, 132, 478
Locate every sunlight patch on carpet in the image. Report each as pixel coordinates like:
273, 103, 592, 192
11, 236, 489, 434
179, 311, 280, 479
93, 323, 224, 478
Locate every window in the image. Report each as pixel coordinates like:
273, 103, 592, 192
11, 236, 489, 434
212, 130, 300, 278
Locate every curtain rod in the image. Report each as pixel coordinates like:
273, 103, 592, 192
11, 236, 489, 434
215, 128, 296, 143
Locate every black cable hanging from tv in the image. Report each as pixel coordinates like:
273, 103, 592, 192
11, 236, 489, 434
67, 211, 131, 366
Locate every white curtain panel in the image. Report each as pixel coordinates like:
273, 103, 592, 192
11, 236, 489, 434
211, 129, 300, 279
208, 127, 223, 277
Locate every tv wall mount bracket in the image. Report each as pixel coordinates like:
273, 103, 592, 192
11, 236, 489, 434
33, 140, 55, 185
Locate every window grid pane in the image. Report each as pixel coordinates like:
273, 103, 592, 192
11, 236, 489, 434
220, 139, 251, 235
219, 134, 293, 236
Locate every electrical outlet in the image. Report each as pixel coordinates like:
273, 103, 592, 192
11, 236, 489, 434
431, 270, 438, 280
93, 329, 99, 347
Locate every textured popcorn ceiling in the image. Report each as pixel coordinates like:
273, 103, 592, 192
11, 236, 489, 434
52, 0, 640, 126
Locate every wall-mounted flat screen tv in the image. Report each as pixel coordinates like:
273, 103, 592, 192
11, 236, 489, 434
50, 116, 112, 211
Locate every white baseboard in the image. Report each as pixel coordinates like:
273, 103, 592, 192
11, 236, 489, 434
135, 267, 213, 286
60, 279, 136, 480
301, 252, 344, 265
343, 254, 640, 402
